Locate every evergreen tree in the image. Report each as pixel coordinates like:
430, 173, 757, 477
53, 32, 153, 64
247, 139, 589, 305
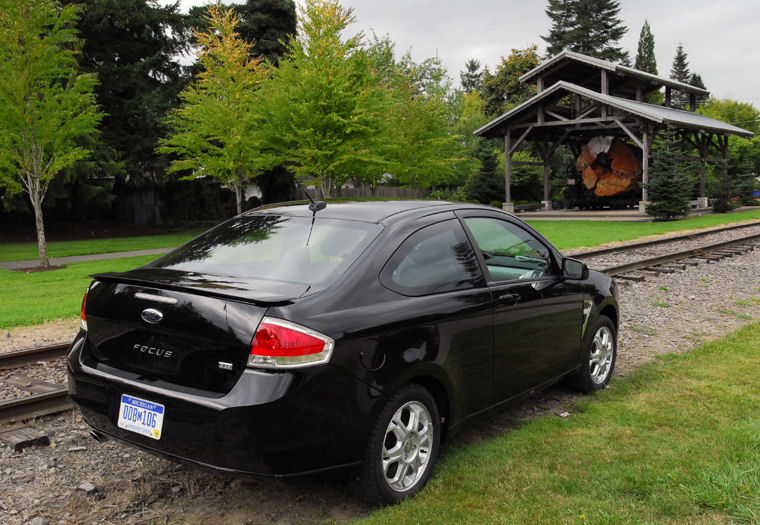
645, 128, 690, 220
460, 58, 482, 94
542, 0, 628, 62
465, 140, 502, 204
61, 0, 187, 219
689, 72, 708, 107
634, 20, 657, 74
669, 43, 691, 109
542, 0, 576, 57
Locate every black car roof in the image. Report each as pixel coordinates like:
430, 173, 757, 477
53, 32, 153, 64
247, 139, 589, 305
252, 200, 500, 224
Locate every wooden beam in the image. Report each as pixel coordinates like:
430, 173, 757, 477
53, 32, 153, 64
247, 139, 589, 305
613, 119, 643, 149
545, 109, 569, 121
578, 102, 600, 120
548, 129, 570, 156
504, 132, 512, 204
507, 126, 534, 155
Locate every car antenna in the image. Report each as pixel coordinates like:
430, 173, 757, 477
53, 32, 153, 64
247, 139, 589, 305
295, 182, 326, 246
296, 182, 327, 215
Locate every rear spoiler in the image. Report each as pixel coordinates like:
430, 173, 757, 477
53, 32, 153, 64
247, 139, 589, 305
91, 271, 305, 306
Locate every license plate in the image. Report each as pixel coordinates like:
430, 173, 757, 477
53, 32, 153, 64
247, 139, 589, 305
117, 394, 165, 440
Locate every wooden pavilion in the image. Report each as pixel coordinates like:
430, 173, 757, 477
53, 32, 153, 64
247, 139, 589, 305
474, 51, 754, 212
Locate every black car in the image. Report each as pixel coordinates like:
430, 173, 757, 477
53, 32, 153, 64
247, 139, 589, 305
67, 200, 618, 505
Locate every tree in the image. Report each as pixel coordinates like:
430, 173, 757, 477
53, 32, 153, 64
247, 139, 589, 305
460, 58, 482, 94
481, 46, 540, 117
465, 140, 502, 204
542, 0, 628, 62
63, 0, 187, 191
645, 128, 690, 220
0, 0, 102, 267
159, 6, 273, 215
634, 20, 657, 74
699, 99, 760, 207
259, 0, 389, 198
542, 0, 576, 57
669, 43, 691, 109
187, 0, 296, 64
382, 53, 469, 191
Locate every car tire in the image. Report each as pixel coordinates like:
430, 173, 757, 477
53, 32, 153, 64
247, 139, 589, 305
356, 384, 441, 505
567, 315, 616, 393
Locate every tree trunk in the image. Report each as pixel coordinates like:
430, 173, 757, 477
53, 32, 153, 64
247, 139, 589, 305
235, 184, 243, 216
29, 193, 49, 268
319, 173, 333, 199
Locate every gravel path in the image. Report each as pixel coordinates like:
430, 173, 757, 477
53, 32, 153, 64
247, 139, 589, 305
1, 246, 759, 524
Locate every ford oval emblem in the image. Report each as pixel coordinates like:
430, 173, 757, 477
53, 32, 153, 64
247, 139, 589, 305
141, 308, 164, 324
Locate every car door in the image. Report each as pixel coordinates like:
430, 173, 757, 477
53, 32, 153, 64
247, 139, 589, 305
460, 213, 583, 400
378, 217, 496, 417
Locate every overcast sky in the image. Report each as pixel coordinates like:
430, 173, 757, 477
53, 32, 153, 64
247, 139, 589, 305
164, 0, 759, 103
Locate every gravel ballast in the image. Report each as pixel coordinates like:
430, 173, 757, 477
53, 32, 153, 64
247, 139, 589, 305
1, 246, 759, 524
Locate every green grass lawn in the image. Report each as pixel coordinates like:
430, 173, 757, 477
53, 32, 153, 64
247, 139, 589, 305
359, 322, 760, 524
0, 230, 205, 262
0, 255, 157, 329
528, 208, 760, 251
1, 208, 760, 329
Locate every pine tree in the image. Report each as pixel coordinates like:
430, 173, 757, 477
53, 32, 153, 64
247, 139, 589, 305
460, 59, 482, 94
645, 128, 691, 220
542, 0, 628, 62
465, 140, 502, 204
542, 0, 576, 57
669, 44, 691, 109
634, 20, 657, 74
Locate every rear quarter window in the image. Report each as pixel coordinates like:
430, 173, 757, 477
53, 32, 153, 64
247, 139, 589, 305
380, 219, 484, 296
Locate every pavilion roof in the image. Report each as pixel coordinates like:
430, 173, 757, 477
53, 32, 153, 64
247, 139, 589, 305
474, 81, 753, 140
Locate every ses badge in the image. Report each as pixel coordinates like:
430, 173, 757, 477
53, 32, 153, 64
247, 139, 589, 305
117, 394, 165, 440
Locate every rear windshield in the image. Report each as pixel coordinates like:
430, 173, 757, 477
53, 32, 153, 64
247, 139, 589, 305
151, 214, 381, 287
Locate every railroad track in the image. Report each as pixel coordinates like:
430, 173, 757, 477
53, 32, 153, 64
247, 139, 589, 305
0, 343, 71, 425
596, 230, 760, 281
570, 219, 760, 260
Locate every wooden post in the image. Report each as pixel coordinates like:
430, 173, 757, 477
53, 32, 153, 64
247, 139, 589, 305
601, 70, 608, 95
698, 134, 707, 206
689, 93, 697, 112
504, 131, 513, 212
537, 76, 544, 94
640, 128, 650, 210
665, 87, 672, 107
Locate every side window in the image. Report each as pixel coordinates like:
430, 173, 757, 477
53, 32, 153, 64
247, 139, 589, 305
381, 219, 484, 296
464, 217, 554, 282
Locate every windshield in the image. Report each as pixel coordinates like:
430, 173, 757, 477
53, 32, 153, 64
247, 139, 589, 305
150, 214, 382, 288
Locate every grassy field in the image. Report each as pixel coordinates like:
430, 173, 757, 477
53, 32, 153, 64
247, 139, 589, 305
1, 209, 759, 262
359, 322, 760, 524
1, 209, 760, 329
0, 230, 204, 263
0, 255, 157, 329
529, 208, 760, 250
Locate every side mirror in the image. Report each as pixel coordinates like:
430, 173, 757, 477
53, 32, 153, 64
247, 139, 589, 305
562, 258, 588, 280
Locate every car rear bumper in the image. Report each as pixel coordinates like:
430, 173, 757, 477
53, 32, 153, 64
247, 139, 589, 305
67, 333, 377, 476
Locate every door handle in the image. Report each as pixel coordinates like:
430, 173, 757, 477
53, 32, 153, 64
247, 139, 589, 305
498, 293, 520, 304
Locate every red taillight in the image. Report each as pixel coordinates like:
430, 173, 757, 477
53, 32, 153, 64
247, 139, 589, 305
80, 290, 88, 331
248, 318, 334, 368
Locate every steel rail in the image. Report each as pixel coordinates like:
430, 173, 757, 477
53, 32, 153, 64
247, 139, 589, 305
570, 220, 760, 259
0, 388, 71, 425
601, 232, 760, 277
0, 342, 70, 370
